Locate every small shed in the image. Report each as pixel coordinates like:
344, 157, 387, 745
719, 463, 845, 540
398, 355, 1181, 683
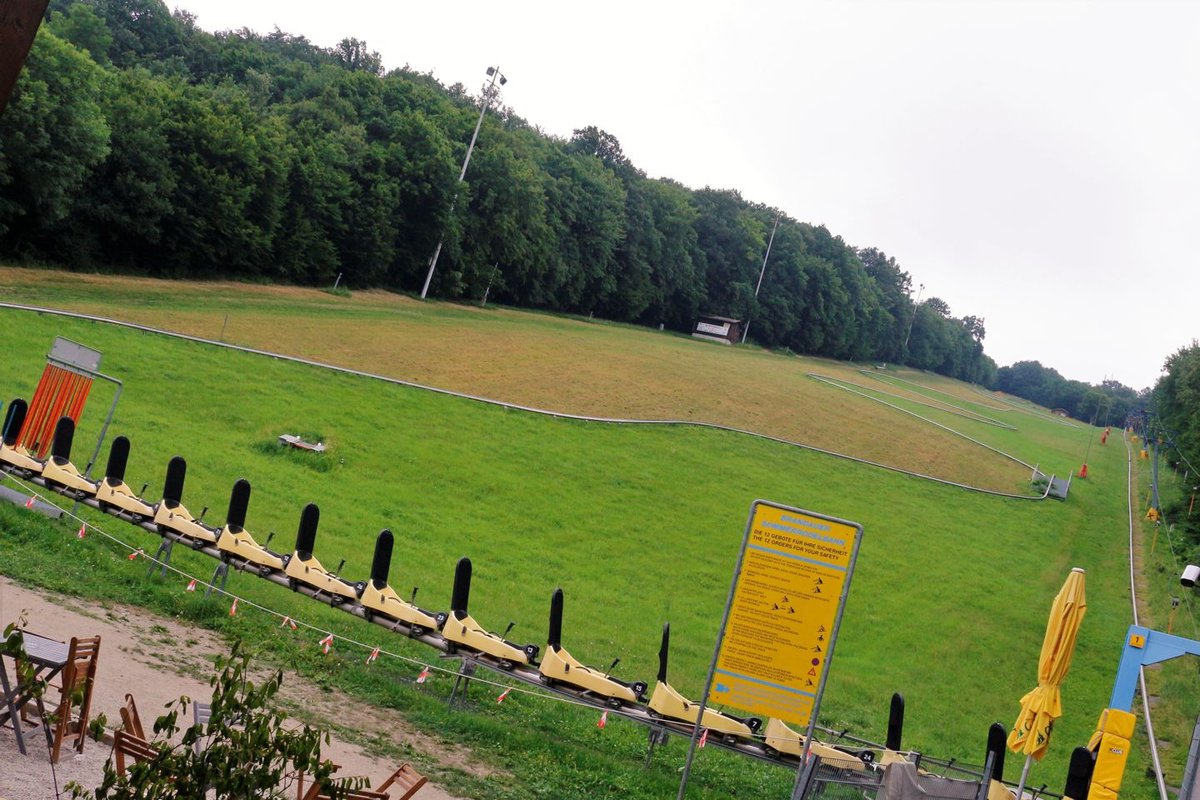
691, 315, 743, 345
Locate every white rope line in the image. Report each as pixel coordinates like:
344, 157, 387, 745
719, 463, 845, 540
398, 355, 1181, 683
0, 303, 1048, 500
0, 472, 746, 727
1140, 450, 1200, 637
862, 373, 1017, 414
1159, 439, 1199, 480
1145, 417, 1199, 479
856, 371, 1016, 428
1175, 450, 1199, 482
1153, 510, 1200, 639
1125, 432, 1169, 800
1139, 443, 1200, 639
967, 385, 1082, 428
807, 373, 1036, 472
0, 467, 1050, 758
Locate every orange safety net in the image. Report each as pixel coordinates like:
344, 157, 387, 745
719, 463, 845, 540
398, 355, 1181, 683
18, 363, 93, 458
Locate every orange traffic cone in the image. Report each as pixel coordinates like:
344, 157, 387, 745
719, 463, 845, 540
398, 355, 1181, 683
1078, 464, 1088, 478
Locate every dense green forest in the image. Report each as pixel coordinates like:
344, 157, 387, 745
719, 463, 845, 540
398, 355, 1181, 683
0, 0, 1003, 379
1, 0, 1154, 416
996, 361, 1144, 424
1152, 342, 1200, 556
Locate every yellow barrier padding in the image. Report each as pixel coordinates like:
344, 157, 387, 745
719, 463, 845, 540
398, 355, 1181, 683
1087, 709, 1136, 800
987, 779, 1014, 800
1145, 507, 1159, 522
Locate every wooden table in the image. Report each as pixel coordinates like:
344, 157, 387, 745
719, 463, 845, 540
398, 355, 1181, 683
0, 631, 69, 755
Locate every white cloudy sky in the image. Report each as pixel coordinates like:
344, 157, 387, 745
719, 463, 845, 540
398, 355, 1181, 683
175, 0, 1198, 390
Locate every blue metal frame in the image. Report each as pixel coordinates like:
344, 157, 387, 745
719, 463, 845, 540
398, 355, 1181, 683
1110, 625, 1200, 711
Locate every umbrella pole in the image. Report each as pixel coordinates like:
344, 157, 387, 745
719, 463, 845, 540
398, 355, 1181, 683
1014, 754, 1033, 799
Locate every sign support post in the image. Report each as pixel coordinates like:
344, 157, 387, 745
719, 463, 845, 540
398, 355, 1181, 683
676, 500, 862, 800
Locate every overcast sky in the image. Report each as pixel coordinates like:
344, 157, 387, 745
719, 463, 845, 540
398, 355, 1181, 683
175, 0, 1197, 390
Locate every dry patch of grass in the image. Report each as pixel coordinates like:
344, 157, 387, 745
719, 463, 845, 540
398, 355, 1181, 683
1, 266, 1029, 491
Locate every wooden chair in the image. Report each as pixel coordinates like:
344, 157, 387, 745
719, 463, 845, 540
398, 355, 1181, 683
113, 728, 158, 776
297, 762, 425, 800
298, 781, 389, 800
294, 761, 341, 800
49, 635, 101, 763
119, 693, 145, 739
377, 763, 428, 800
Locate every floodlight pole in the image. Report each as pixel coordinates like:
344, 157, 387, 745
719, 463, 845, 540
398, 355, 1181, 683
482, 262, 499, 306
740, 212, 782, 345
420, 65, 507, 300
902, 282, 925, 351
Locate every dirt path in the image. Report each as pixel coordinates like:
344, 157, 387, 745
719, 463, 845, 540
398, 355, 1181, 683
0, 576, 469, 800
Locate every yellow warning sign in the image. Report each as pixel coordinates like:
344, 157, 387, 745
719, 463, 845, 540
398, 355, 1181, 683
710, 501, 861, 728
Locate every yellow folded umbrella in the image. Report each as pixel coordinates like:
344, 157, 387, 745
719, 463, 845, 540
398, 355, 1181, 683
1009, 568, 1087, 796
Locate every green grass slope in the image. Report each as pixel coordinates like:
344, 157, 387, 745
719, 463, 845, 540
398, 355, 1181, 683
0, 266, 1032, 493
0, 305, 1161, 799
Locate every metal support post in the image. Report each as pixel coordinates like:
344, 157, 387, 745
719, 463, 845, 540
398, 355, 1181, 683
148, 538, 174, 578
206, 562, 229, 599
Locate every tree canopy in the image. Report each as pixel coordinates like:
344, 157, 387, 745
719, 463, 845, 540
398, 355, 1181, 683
3, 0, 1009, 384
996, 360, 1143, 424
1150, 342, 1200, 559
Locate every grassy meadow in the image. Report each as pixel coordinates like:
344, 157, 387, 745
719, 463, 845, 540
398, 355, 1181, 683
1129, 455, 1200, 784
0, 273, 1185, 799
0, 266, 1037, 492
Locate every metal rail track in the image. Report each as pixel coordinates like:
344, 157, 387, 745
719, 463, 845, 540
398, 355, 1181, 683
1, 303, 1048, 500
1, 467, 825, 770
1125, 433, 1169, 800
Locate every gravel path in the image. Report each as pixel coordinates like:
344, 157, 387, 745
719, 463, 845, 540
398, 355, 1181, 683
0, 576, 466, 800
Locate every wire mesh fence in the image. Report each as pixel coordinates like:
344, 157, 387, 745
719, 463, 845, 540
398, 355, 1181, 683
804, 758, 887, 800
